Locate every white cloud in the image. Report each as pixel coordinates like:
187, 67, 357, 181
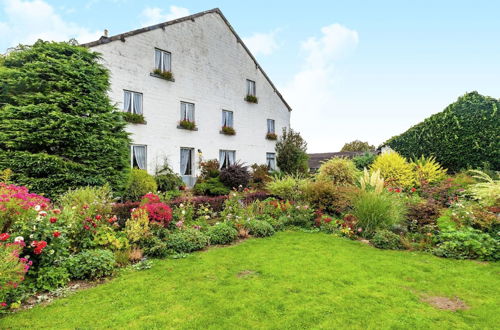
281, 24, 359, 152
0, 0, 101, 52
242, 30, 280, 56
140, 5, 190, 27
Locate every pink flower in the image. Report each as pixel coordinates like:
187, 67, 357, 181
0, 233, 9, 241
53, 208, 61, 214
175, 221, 184, 228
38, 211, 47, 217
1, 302, 7, 307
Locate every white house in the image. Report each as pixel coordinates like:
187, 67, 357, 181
83, 8, 291, 185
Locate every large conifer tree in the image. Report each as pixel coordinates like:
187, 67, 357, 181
0, 40, 130, 197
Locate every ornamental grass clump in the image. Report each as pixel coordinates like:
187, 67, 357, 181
351, 191, 407, 237
467, 170, 500, 207
358, 168, 384, 193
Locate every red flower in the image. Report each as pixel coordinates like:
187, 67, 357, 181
323, 217, 332, 224
53, 208, 61, 214
394, 188, 401, 193
53, 231, 61, 238
0, 233, 9, 241
0, 302, 7, 307
95, 215, 102, 220
411, 187, 416, 193
32, 240, 47, 254
49, 217, 57, 223
84, 225, 90, 230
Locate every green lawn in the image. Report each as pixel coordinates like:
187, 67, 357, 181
1, 231, 499, 329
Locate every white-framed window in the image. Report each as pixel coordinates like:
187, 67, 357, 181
266, 153, 276, 171
180, 147, 194, 176
180, 102, 195, 122
219, 150, 236, 169
222, 110, 233, 127
154, 48, 171, 72
123, 91, 143, 114
267, 119, 275, 134
131, 145, 147, 170
246, 79, 256, 96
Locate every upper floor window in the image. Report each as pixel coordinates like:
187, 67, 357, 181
219, 150, 236, 169
155, 49, 171, 72
267, 119, 275, 133
222, 110, 233, 128
123, 91, 143, 114
180, 102, 195, 122
131, 145, 147, 170
246, 79, 256, 96
266, 153, 276, 171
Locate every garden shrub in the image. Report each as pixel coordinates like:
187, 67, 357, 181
275, 128, 309, 175
370, 151, 415, 188
302, 180, 357, 215
467, 170, 500, 207
245, 220, 275, 237
433, 228, 499, 261
142, 236, 170, 258
65, 249, 116, 280
139, 194, 173, 227
266, 175, 307, 201
125, 208, 151, 243
406, 199, 441, 233
0, 41, 130, 198
316, 157, 358, 186
341, 140, 375, 152
250, 164, 272, 189
166, 229, 209, 253
371, 230, 404, 250
220, 163, 250, 189
112, 201, 141, 227
207, 223, 238, 245
154, 160, 184, 192
193, 177, 230, 196
198, 159, 220, 180
419, 177, 465, 207
411, 155, 447, 186
31, 266, 70, 292
0, 239, 29, 306
385, 92, 500, 172
353, 152, 376, 170
449, 201, 499, 234
352, 191, 407, 237
169, 196, 228, 213
58, 185, 113, 219
123, 169, 157, 201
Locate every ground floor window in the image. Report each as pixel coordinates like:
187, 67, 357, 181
219, 150, 236, 169
131, 145, 147, 170
180, 147, 194, 176
266, 152, 276, 171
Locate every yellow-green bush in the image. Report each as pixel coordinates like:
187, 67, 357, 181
317, 158, 358, 186
266, 175, 308, 201
370, 152, 414, 188
411, 156, 447, 186
125, 208, 151, 243
123, 168, 158, 201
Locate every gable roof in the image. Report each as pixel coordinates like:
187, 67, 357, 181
81, 8, 292, 112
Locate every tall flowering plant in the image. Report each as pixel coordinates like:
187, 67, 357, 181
139, 194, 173, 227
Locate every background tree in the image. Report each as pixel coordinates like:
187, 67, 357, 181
0, 41, 130, 197
275, 128, 309, 175
340, 140, 375, 152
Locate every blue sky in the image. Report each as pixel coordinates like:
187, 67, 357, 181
1, 0, 499, 152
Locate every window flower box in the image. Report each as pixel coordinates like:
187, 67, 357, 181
178, 119, 197, 131
220, 126, 235, 135
245, 95, 258, 103
266, 132, 277, 140
151, 69, 175, 81
122, 112, 146, 124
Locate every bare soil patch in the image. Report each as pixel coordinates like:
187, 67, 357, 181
421, 296, 469, 311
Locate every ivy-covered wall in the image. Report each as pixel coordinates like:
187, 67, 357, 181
385, 92, 499, 172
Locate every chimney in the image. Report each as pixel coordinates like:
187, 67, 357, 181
103, 29, 109, 38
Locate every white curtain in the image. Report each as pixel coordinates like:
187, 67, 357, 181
222, 111, 233, 127
187, 103, 194, 122
155, 50, 161, 70
219, 150, 227, 168
133, 146, 146, 170
247, 80, 255, 96
124, 91, 132, 112
162, 52, 171, 71
133, 93, 142, 115
228, 151, 235, 166
267, 119, 275, 133
180, 148, 191, 175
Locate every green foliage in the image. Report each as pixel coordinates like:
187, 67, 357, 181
467, 170, 500, 206
302, 180, 357, 215
207, 223, 238, 245
340, 140, 375, 152
199, 159, 220, 180
121, 112, 145, 124
179, 119, 196, 130
371, 230, 404, 250
245, 220, 275, 237
249, 164, 271, 189
411, 155, 447, 186
30, 266, 70, 292
166, 229, 209, 253
434, 228, 499, 261
352, 152, 376, 170
65, 249, 116, 280
245, 95, 258, 103
58, 185, 113, 218
0, 41, 130, 198
316, 158, 358, 185
219, 163, 250, 189
266, 175, 307, 201
221, 126, 236, 135
385, 92, 500, 172
370, 152, 415, 188
352, 191, 407, 237
123, 169, 157, 201
406, 199, 441, 233
154, 159, 183, 192
192, 177, 230, 196
153, 69, 174, 81
125, 208, 150, 243
275, 128, 309, 175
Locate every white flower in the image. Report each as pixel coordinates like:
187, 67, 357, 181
14, 236, 24, 243
29, 234, 34, 239
205, 215, 210, 219
49, 250, 55, 255
181, 210, 186, 215
180, 203, 184, 208
34, 205, 41, 211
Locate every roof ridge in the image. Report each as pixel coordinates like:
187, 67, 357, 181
81, 8, 292, 111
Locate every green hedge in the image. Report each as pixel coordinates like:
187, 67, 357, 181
385, 92, 500, 172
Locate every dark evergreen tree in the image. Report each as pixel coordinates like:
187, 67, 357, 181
0, 40, 130, 197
